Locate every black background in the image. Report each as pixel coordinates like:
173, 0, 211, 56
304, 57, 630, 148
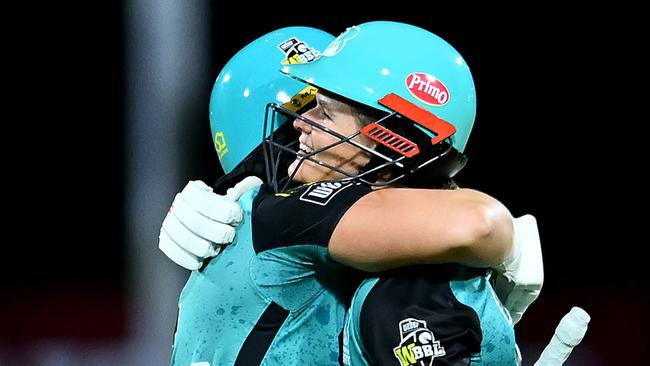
3, 2, 646, 365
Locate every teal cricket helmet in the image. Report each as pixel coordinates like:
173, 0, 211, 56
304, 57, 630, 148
282, 21, 477, 153
209, 27, 334, 174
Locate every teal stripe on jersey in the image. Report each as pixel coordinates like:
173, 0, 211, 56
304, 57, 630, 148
342, 277, 379, 366
450, 277, 519, 365
249, 245, 350, 365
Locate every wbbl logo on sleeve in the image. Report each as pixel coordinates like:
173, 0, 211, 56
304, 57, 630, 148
393, 318, 445, 366
299, 181, 355, 206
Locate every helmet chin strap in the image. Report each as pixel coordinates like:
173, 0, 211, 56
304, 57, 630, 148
357, 140, 467, 189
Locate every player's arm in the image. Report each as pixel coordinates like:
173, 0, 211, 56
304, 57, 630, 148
328, 187, 514, 272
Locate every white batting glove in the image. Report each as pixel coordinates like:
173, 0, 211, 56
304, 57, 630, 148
158, 176, 263, 270
493, 214, 544, 324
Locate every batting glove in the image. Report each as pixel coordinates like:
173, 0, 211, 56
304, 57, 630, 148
158, 176, 263, 270
493, 214, 544, 324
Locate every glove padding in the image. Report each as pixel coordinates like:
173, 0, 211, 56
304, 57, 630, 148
492, 214, 544, 325
158, 176, 263, 270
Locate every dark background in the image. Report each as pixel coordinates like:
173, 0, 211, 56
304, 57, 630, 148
2, 2, 646, 365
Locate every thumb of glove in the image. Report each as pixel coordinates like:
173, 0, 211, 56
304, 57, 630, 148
226, 176, 264, 201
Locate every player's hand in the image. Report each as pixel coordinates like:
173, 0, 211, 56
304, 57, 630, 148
492, 214, 544, 324
158, 176, 263, 270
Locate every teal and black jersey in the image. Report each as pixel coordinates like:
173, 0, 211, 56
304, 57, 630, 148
343, 265, 520, 366
171, 180, 371, 366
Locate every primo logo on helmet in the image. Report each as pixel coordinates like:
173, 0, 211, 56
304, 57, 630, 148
405, 73, 449, 106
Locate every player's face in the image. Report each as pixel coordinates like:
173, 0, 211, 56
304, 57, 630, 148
288, 93, 375, 183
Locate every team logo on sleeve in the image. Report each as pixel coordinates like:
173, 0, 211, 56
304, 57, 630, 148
393, 318, 446, 366
299, 181, 355, 206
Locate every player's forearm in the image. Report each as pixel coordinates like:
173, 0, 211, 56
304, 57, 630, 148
449, 197, 514, 268
329, 188, 514, 272
368, 197, 513, 271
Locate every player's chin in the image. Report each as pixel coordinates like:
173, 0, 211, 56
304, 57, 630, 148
288, 158, 305, 182
289, 158, 325, 183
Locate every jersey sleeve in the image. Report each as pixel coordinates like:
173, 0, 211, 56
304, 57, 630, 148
357, 266, 485, 365
252, 180, 372, 253
249, 180, 369, 314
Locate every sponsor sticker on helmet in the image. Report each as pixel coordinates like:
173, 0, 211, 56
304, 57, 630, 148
393, 318, 446, 366
283, 86, 318, 113
214, 132, 228, 158
277, 37, 321, 65
405, 73, 450, 106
